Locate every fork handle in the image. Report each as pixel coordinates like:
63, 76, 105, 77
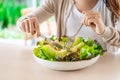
72, 23, 84, 37
40, 34, 63, 49
40, 34, 51, 42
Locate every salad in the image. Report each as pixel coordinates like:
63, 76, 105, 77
33, 36, 104, 62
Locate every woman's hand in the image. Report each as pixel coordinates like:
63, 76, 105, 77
20, 17, 40, 37
82, 11, 105, 35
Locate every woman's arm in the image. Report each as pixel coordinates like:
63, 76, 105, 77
18, 0, 55, 23
100, 20, 120, 47
82, 11, 120, 47
30, 0, 55, 23
17, 0, 55, 36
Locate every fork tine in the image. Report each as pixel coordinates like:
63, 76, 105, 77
64, 36, 74, 49
69, 42, 73, 48
68, 42, 73, 48
64, 42, 67, 49
67, 41, 71, 48
64, 23, 84, 49
65, 40, 73, 49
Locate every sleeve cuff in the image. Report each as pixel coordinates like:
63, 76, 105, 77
99, 27, 113, 39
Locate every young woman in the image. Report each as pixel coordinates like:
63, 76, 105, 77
17, 0, 120, 51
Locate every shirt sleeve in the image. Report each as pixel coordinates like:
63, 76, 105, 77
17, 0, 55, 28
100, 19, 120, 47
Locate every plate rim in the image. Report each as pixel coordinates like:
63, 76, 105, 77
33, 53, 100, 63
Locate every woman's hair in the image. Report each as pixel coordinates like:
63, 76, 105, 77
104, 0, 120, 25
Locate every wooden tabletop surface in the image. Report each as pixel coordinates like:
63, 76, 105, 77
0, 44, 120, 80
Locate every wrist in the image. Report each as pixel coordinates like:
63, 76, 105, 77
100, 25, 105, 35
97, 24, 106, 35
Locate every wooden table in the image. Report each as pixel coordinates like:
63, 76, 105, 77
0, 44, 120, 80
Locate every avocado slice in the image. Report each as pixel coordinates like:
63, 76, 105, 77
71, 42, 84, 52
41, 45, 56, 60
72, 37, 84, 47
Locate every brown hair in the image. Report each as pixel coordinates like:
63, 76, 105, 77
104, 0, 120, 25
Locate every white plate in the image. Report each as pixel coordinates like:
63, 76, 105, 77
33, 54, 100, 71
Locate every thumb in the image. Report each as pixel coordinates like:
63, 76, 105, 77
82, 11, 86, 14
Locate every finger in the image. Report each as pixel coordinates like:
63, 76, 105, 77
85, 12, 101, 19
83, 16, 89, 26
82, 13, 93, 26
82, 11, 85, 14
21, 22, 26, 32
84, 13, 97, 18
84, 11, 100, 17
88, 18, 105, 34
31, 18, 37, 35
86, 16, 90, 26
84, 11, 97, 15
87, 15, 101, 25
87, 18, 96, 27
26, 19, 30, 33
87, 19, 96, 31
29, 19, 34, 35
85, 16, 95, 27
24, 20, 29, 33
84, 14, 100, 27
82, 14, 86, 24
33, 18, 40, 37
87, 15, 100, 20
36, 23, 40, 37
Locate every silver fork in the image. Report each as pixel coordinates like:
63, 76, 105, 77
64, 23, 84, 49
40, 34, 63, 49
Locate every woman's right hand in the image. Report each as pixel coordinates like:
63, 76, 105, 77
20, 17, 40, 37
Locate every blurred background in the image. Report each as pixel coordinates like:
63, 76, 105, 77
0, 0, 56, 46
0, 0, 120, 53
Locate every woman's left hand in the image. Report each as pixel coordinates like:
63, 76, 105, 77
82, 11, 106, 35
